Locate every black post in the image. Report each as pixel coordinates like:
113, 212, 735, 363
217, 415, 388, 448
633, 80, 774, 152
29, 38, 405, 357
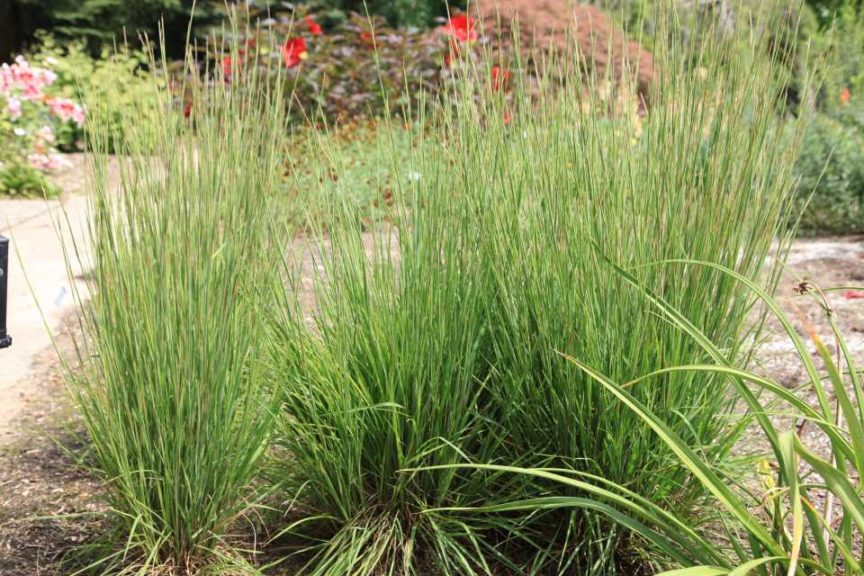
0, 235, 11, 349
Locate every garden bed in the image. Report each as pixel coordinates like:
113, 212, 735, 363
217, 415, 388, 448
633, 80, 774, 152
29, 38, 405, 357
1, 235, 862, 576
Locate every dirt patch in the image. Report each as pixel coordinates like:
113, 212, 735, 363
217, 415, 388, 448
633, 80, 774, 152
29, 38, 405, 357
0, 313, 105, 576
0, 433, 105, 576
758, 237, 864, 388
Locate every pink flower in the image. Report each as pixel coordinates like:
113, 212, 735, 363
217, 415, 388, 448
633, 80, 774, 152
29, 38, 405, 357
0, 56, 56, 101
48, 97, 86, 126
21, 82, 42, 101
39, 68, 57, 86
27, 152, 68, 172
35, 125, 55, 143
5, 96, 21, 120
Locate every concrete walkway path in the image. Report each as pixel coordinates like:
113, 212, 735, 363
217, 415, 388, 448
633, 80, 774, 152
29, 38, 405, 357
0, 154, 102, 440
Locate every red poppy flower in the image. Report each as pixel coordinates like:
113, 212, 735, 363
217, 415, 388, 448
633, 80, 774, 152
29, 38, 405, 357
360, 30, 375, 47
491, 65, 510, 91
439, 14, 477, 43
305, 15, 323, 36
503, 110, 512, 125
282, 37, 308, 68
841, 87, 851, 105
222, 55, 233, 81
844, 290, 864, 300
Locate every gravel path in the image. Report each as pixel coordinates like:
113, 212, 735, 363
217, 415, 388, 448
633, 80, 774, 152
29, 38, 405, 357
759, 237, 864, 393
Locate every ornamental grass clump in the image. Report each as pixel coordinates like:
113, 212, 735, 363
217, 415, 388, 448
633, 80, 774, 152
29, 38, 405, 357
69, 36, 287, 574
268, 166, 513, 574
503, 269, 864, 575
270, 9, 808, 575
465, 17, 808, 573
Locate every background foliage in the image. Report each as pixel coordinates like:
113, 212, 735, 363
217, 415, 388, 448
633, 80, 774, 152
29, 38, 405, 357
1, 0, 221, 59
27, 33, 163, 153
307, 0, 459, 28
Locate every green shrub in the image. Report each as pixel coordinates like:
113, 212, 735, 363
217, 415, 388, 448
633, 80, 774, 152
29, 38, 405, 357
0, 163, 60, 197
69, 34, 286, 573
269, 10, 805, 575
206, 5, 445, 125
27, 33, 163, 153
296, 0, 460, 28
794, 112, 864, 235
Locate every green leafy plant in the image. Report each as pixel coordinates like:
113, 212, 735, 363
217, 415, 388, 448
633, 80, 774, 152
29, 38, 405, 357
67, 34, 287, 574
793, 112, 864, 235
0, 162, 60, 197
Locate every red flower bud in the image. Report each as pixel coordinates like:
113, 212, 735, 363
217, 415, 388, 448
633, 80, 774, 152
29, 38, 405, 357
282, 37, 308, 68
305, 15, 323, 36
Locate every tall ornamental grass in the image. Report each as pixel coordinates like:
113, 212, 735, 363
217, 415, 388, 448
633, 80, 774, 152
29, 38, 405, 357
270, 10, 808, 576
69, 36, 286, 574
491, 269, 864, 575
467, 14, 808, 571
269, 163, 516, 574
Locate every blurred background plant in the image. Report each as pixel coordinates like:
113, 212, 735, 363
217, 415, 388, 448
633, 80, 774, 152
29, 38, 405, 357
5, 0, 864, 231
0, 53, 80, 197
27, 33, 164, 154
298, 0, 461, 28
794, 112, 864, 234
592, 0, 864, 236
0, 0, 221, 61
205, 4, 444, 125
792, 1, 864, 235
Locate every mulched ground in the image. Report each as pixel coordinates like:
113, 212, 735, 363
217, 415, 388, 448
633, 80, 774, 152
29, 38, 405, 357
0, 315, 106, 576
0, 236, 861, 575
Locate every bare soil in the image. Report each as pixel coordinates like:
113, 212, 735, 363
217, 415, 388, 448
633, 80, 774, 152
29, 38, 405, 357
0, 313, 106, 576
